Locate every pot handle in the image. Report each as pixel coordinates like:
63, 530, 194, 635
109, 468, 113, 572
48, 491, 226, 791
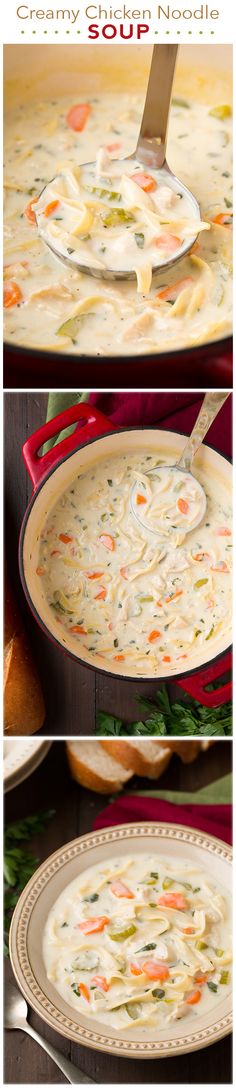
176, 650, 232, 708
22, 403, 115, 489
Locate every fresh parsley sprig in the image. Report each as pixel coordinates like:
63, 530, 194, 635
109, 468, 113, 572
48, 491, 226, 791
4, 810, 55, 954
96, 684, 232, 738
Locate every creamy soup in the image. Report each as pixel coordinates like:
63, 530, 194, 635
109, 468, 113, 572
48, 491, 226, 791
43, 853, 232, 1032
36, 157, 204, 293
4, 93, 232, 355
37, 450, 232, 675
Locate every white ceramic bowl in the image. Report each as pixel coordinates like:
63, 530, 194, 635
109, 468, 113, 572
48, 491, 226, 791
9, 821, 232, 1059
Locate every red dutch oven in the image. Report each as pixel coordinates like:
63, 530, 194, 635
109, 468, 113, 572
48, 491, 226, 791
19, 403, 232, 706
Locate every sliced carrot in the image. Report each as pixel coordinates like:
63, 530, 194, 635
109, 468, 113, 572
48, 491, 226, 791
4, 281, 23, 308
24, 196, 39, 223
165, 589, 183, 603
211, 561, 229, 573
91, 975, 109, 992
216, 527, 232, 536
36, 566, 45, 576
95, 587, 106, 600
85, 571, 104, 580
110, 880, 134, 899
192, 552, 210, 562
148, 630, 161, 642
70, 625, 87, 635
163, 655, 171, 663
66, 103, 91, 132
136, 493, 147, 505
78, 916, 109, 935
44, 199, 60, 218
79, 982, 90, 1002
154, 234, 181, 253
129, 962, 143, 976
142, 961, 170, 982
212, 212, 232, 227
156, 276, 193, 303
130, 171, 156, 192
59, 533, 73, 544
177, 498, 189, 515
50, 549, 62, 557
99, 533, 115, 551
120, 566, 129, 579
185, 989, 201, 1005
183, 927, 194, 934
194, 973, 207, 985
114, 654, 125, 662
158, 892, 187, 910
105, 142, 121, 153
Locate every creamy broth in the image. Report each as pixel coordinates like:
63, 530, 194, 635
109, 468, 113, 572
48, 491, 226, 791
43, 853, 232, 1032
4, 92, 232, 355
37, 450, 232, 675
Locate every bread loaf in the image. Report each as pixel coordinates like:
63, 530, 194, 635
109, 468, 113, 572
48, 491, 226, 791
4, 577, 45, 735
66, 738, 211, 794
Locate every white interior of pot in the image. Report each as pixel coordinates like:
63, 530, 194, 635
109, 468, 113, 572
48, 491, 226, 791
4, 44, 232, 107
22, 428, 232, 679
12, 826, 232, 1048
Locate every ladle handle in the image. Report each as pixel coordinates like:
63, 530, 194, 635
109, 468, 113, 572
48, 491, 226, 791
135, 44, 178, 169
177, 393, 230, 472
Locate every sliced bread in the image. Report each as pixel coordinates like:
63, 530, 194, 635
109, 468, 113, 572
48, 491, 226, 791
101, 738, 172, 778
66, 740, 133, 793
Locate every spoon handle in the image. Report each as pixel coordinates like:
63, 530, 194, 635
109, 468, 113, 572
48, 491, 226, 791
22, 1022, 95, 1083
135, 44, 178, 170
178, 393, 230, 472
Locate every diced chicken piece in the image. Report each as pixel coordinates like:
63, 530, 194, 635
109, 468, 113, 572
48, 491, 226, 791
171, 1001, 190, 1021
153, 186, 180, 215
96, 147, 111, 177
123, 308, 154, 340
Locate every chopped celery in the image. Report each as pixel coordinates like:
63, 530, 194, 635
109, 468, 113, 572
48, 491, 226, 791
195, 940, 208, 951
125, 1002, 142, 1019
220, 971, 229, 985
86, 185, 122, 202
209, 105, 232, 120
139, 596, 154, 604
53, 590, 75, 614
162, 877, 192, 891
215, 948, 224, 957
57, 315, 88, 340
109, 922, 137, 942
206, 625, 215, 640
101, 208, 135, 228
135, 232, 145, 248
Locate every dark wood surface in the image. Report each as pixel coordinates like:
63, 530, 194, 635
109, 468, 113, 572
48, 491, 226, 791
4, 741, 232, 1084
4, 392, 232, 736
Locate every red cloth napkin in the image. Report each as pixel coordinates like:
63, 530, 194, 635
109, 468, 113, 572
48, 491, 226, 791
89, 392, 232, 459
93, 795, 232, 845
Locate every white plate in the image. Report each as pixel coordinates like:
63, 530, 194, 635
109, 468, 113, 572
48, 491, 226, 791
4, 738, 52, 793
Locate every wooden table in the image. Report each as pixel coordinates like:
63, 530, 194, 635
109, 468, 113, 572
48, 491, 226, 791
4, 741, 232, 1084
4, 392, 232, 736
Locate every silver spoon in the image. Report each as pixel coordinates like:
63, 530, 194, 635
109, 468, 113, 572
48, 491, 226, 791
5, 980, 95, 1084
131, 393, 229, 538
36, 44, 201, 281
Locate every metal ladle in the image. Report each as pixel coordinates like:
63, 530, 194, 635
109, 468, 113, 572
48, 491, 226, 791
36, 45, 201, 281
131, 393, 229, 538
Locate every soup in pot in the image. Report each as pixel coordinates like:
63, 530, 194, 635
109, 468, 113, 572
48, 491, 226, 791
37, 449, 232, 676
4, 90, 232, 355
